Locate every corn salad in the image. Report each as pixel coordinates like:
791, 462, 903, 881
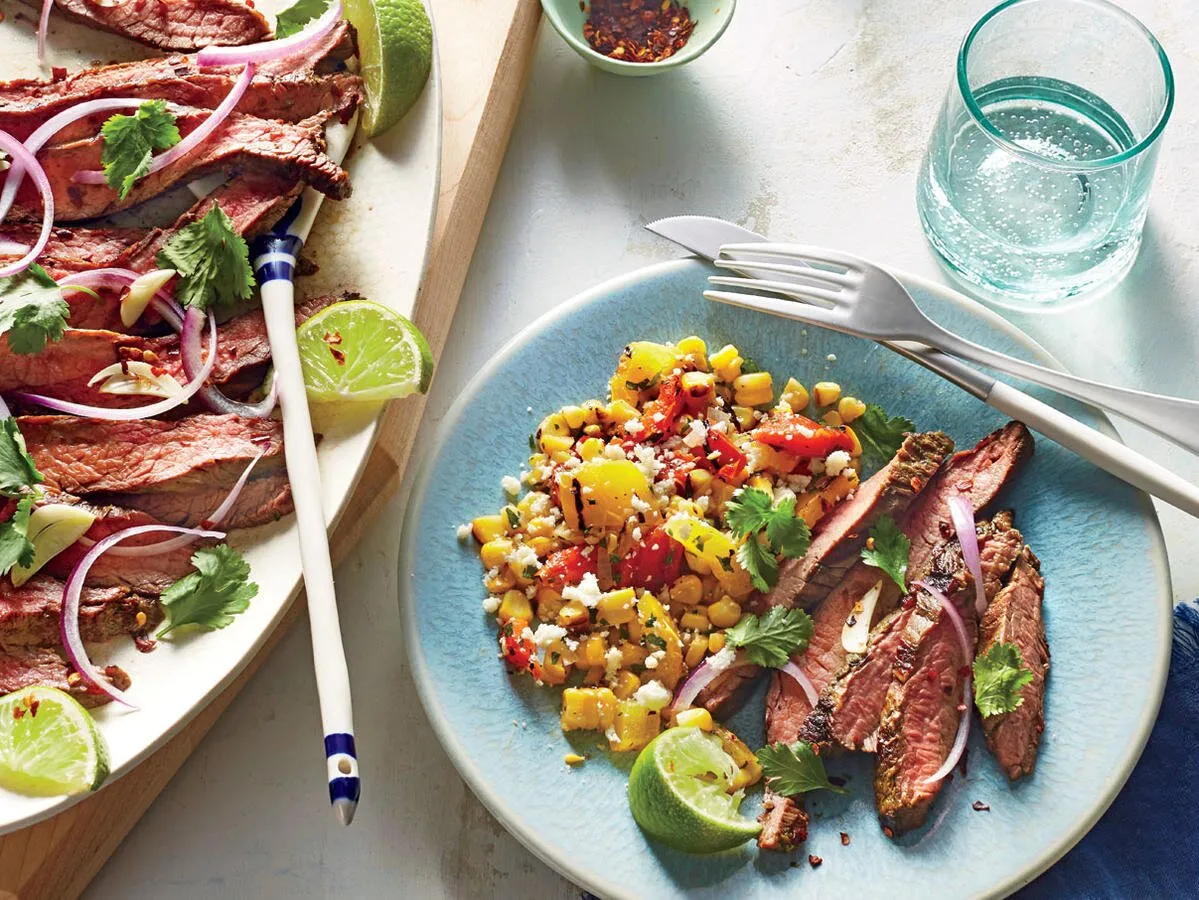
467, 337, 873, 755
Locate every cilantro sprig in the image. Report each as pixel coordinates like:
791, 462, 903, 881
158, 545, 258, 637
756, 741, 846, 798
854, 404, 914, 472
0, 419, 43, 577
973, 642, 1035, 717
725, 607, 813, 669
275, 0, 330, 37
860, 516, 910, 593
100, 100, 181, 200
0, 496, 36, 576
724, 487, 811, 591
0, 263, 70, 355
157, 202, 255, 311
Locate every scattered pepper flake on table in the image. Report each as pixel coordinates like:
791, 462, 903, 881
972, 800, 991, 812
807, 854, 823, 869
583, 0, 697, 63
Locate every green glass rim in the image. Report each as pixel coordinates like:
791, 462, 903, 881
957, 0, 1175, 171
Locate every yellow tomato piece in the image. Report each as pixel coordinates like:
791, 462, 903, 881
607, 700, 662, 752
662, 516, 749, 595
637, 592, 684, 689
610, 341, 680, 403
556, 459, 651, 531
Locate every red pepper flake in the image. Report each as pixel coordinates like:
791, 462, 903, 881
807, 854, 823, 869
882, 826, 894, 839
972, 800, 991, 812
583, 0, 697, 64
323, 329, 347, 366
839, 831, 851, 846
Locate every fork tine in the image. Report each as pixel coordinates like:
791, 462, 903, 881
703, 289, 845, 330
705, 274, 848, 309
721, 242, 867, 275
711, 257, 858, 291
708, 275, 850, 308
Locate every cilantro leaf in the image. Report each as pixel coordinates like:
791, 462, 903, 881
275, 0, 329, 37
973, 642, 1035, 717
0, 263, 69, 354
725, 606, 813, 668
157, 202, 255, 310
158, 545, 258, 637
764, 496, 810, 558
100, 100, 181, 200
854, 403, 914, 471
0, 496, 36, 576
0, 418, 42, 496
860, 515, 910, 592
756, 741, 846, 797
736, 536, 777, 593
723, 487, 774, 538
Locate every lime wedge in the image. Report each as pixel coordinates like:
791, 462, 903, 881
343, 0, 433, 137
0, 687, 109, 796
627, 726, 762, 854
296, 299, 434, 403
11, 504, 97, 588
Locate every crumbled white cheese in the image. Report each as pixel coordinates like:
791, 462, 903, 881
604, 645, 623, 681
482, 595, 500, 614
633, 680, 673, 711
644, 649, 666, 670
506, 543, 540, 574
630, 493, 651, 513
826, 353, 837, 363
809, 458, 826, 475
524, 492, 550, 517
530, 624, 568, 647
604, 725, 620, 744
824, 449, 852, 477
501, 475, 522, 496
631, 526, 642, 541
744, 440, 771, 474
632, 445, 663, 480
707, 646, 738, 673
774, 487, 797, 507
682, 419, 708, 448
785, 473, 813, 492
603, 443, 627, 460
563, 572, 603, 608
456, 523, 472, 541
625, 419, 646, 437
652, 480, 676, 497
694, 495, 710, 514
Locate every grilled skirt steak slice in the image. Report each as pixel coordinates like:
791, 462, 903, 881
0, 646, 129, 708
20, 0, 269, 51
0, 225, 144, 277
761, 422, 1035, 756
8, 109, 351, 224
761, 431, 954, 611
19, 414, 290, 528
978, 547, 1049, 780
758, 789, 810, 851
0, 575, 160, 646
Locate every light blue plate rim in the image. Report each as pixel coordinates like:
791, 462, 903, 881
399, 257, 1171, 899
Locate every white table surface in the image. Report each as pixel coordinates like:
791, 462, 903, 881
86, 1, 1199, 897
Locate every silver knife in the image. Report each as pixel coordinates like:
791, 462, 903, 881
644, 215, 1199, 517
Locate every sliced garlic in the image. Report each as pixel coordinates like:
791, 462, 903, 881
88, 361, 184, 398
841, 578, 884, 655
119, 268, 176, 328
10, 504, 97, 587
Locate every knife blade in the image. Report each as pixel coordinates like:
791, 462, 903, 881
643, 215, 1199, 517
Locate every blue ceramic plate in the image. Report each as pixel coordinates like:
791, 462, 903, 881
400, 259, 1170, 899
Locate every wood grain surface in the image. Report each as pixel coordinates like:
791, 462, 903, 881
0, 2, 542, 896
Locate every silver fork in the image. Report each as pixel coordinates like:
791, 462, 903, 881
705, 242, 1199, 455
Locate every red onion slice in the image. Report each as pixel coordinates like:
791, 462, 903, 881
948, 494, 987, 616
780, 660, 819, 707
669, 650, 753, 716
37, 0, 53, 65
14, 307, 216, 418
0, 130, 53, 278
196, 1, 342, 67
72, 65, 255, 187
915, 580, 973, 785
0, 238, 30, 256
62, 523, 224, 705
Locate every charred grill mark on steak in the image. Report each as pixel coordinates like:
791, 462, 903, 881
978, 547, 1049, 780
19, 0, 270, 52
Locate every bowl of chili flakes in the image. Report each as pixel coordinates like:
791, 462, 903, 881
542, 0, 736, 76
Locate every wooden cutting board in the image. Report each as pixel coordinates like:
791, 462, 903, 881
0, 3, 542, 897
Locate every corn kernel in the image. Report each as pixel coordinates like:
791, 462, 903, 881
498, 589, 533, 623
730, 406, 756, 430
560, 687, 618, 731
680, 369, 715, 400
604, 400, 639, 425
680, 610, 710, 632
564, 753, 587, 766
539, 411, 570, 436
822, 410, 843, 427
707, 597, 743, 629
579, 437, 604, 461
781, 377, 810, 411
539, 434, 574, 455
669, 574, 703, 607
535, 586, 565, 621
687, 469, 713, 494
674, 707, 714, 731
583, 667, 604, 685
748, 475, 773, 495
581, 634, 608, 667
619, 642, 649, 666
708, 632, 726, 652
557, 599, 590, 629
561, 405, 587, 430
597, 588, 636, 625
838, 396, 867, 423
527, 535, 557, 556
684, 633, 708, 668
540, 654, 568, 686
709, 344, 743, 382
733, 372, 774, 408
813, 381, 841, 407
484, 570, 516, 593
479, 538, 513, 569
608, 700, 661, 752
471, 514, 507, 544
845, 425, 863, 457
611, 670, 642, 699
675, 335, 708, 369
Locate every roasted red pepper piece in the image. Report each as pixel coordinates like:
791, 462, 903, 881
617, 527, 686, 592
706, 429, 747, 481
538, 546, 598, 592
500, 618, 542, 680
754, 412, 854, 458
636, 375, 685, 440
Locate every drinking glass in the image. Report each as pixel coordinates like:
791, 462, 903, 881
916, 0, 1173, 309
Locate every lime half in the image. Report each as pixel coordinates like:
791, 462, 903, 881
296, 299, 433, 403
0, 686, 109, 796
627, 726, 762, 854
343, 0, 433, 137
